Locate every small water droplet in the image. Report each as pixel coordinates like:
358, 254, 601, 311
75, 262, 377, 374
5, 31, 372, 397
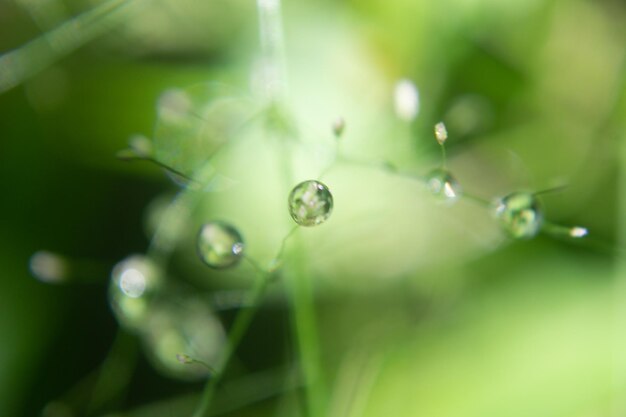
332, 117, 345, 138
197, 222, 245, 269
394, 79, 419, 121
288, 180, 334, 226
29, 251, 69, 283
434, 122, 448, 145
109, 255, 162, 331
569, 226, 588, 238
426, 169, 461, 203
495, 192, 543, 239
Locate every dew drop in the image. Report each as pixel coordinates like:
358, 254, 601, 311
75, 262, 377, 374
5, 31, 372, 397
569, 226, 588, 238
434, 122, 448, 145
288, 180, 334, 226
495, 192, 543, 239
29, 250, 68, 283
109, 255, 162, 331
393, 79, 419, 121
141, 296, 225, 380
426, 169, 461, 203
332, 117, 345, 138
197, 222, 245, 269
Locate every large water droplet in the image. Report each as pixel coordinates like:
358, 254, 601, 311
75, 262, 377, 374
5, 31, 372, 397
426, 168, 461, 203
141, 296, 225, 380
109, 255, 162, 331
495, 192, 543, 239
288, 180, 334, 226
197, 222, 245, 269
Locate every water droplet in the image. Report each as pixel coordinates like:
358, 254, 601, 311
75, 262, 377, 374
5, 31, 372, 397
569, 226, 588, 238
393, 79, 419, 121
197, 222, 245, 268
426, 169, 461, 202
29, 251, 69, 283
332, 117, 345, 138
434, 122, 448, 145
109, 255, 162, 331
495, 192, 543, 239
141, 296, 225, 380
288, 180, 334, 226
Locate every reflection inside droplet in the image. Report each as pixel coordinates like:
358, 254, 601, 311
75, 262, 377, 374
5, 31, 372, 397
495, 192, 543, 239
197, 222, 245, 269
426, 169, 461, 203
119, 268, 147, 298
288, 180, 334, 226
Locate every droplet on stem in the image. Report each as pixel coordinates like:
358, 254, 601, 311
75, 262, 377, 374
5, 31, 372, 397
569, 226, 588, 238
197, 222, 245, 269
393, 79, 419, 121
109, 255, 162, 331
426, 168, 461, 203
332, 117, 345, 138
495, 192, 543, 239
288, 180, 334, 226
434, 122, 448, 145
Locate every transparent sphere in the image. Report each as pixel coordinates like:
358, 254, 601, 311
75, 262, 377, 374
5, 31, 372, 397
426, 168, 461, 203
495, 192, 542, 239
141, 296, 225, 380
109, 255, 162, 331
197, 222, 245, 268
288, 180, 334, 226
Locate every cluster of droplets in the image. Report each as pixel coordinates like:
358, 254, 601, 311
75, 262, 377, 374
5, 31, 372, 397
30, 77, 589, 389
415, 118, 586, 240
108, 255, 224, 380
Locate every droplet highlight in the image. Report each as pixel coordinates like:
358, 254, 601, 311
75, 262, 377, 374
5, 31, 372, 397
288, 180, 334, 226
197, 222, 245, 269
109, 255, 162, 331
426, 169, 461, 202
569, 226, 588, 238
495, 192, 543, 239
394, 79, 419, 121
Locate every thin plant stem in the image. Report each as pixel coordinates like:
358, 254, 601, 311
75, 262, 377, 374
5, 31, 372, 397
287, 240, 328, 417
440, 144, 447, 169
191, 269, 272, 417
0, 0, 154, 93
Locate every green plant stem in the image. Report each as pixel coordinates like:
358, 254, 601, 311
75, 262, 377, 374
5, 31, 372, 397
0, 0, 154, 93
287, 240, 327, 417
611, 56, 626, 417
191, 271, 271, 417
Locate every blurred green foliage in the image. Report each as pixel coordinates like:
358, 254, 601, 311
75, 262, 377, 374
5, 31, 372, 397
0, 0, 624, 416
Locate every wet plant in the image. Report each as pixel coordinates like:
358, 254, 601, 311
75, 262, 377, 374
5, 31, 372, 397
4, 0, 625, 417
